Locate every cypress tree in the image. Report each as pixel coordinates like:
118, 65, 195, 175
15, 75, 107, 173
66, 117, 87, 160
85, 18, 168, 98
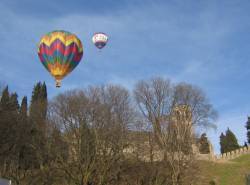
32, 82, 41, 101
19, 96, 29, 137
220, 128, 240, 153
9, 92, 19, 111
18, 96, 36, 170
29, 82, 48, 168
220, 132, 226, 154
0, 86, 11, 155
30, 82, 41, 119
40, 82, 48, 120
30, 82, 47, 122
19, 96, 28, 129
9, 92, 19, 138
0, 86, 10, 110
225, 128, 240, 152
246, 117, 250, 144
0, 87, 19, 160
20, 96, 28, 118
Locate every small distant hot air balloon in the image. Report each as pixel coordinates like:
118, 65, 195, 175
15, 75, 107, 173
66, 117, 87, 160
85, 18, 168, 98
92, 32, 108, 50
38, 30, 83, 88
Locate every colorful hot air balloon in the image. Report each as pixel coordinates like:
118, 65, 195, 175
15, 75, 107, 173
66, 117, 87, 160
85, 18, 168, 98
38, 30, 83, 87
92, 32, 108, 49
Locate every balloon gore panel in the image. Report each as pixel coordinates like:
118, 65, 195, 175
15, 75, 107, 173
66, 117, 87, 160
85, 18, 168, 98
92, 32, 108, 49
37, 30, 83, 81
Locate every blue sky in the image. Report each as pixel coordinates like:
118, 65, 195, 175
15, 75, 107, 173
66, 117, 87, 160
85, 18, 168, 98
1, 0, 250, 154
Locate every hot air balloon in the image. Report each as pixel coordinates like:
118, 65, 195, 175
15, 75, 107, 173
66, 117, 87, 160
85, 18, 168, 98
92, 32, 108, 50
38, 30, 83, 88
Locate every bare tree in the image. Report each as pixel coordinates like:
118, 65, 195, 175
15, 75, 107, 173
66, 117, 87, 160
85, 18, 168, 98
49, 85, 134, 185
134, 77, 217, 185
85, 85, 134, 185
49, 90, 95, 185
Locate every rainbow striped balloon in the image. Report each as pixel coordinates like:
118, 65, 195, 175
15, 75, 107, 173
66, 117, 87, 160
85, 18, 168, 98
38, 30, 83, 87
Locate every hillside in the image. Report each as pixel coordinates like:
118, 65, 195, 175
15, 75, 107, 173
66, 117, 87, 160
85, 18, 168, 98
199, 154, 250, 185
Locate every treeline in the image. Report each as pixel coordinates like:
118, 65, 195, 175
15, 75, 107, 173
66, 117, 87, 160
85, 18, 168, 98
0, 83, 50, 184
0, 77, 217, 185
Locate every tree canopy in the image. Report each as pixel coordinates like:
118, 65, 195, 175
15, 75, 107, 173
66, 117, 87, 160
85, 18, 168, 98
220, 128, 240, 154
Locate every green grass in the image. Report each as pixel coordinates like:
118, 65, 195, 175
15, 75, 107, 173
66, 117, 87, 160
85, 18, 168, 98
199, 154, 250, 185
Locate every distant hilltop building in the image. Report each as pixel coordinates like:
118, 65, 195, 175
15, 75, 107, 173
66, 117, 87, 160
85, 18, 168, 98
125, 104, 216, 161
172, 105, 217, 161
65, 103, 223, 162
171, 104, 215, 160
171, 104, 193, 134
171, 104, 192, 123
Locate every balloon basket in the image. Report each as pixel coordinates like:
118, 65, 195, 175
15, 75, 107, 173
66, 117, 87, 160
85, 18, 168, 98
55, 79, 61, 88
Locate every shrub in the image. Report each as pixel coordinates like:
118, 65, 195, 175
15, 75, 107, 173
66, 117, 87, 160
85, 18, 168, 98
209, 180, 216, 185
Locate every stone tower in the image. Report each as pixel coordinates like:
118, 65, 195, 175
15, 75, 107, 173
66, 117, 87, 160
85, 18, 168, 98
171, 105, 203, 155
171, 104, 193, 132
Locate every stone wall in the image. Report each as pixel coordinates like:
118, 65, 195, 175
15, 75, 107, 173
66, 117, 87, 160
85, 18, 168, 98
195, 144, 250, 162
124, 142, 250, 162
214, 146, 250, 161
134, 145, 250, 162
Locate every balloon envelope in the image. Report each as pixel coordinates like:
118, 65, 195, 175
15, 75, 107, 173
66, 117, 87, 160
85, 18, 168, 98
92, 32, 108, 49
38, 30, 83, 87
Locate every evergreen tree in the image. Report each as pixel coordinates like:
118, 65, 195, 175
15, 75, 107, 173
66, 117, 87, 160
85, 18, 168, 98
8, 92, 19, 142
31, 82, 41, 101
219, 132, 226, 154
40, 82, 48, 119
225, 128, 240, 152
18, 96, 36, 170
0, 86, 10, 110
30, 82, 47, 122
0, 87, 19, 164
199, 133, 210, 154
19, 96, 29, 139
29, 82, 48, 168
9, 92, 19, 112
30, 82, 41, 119
246, 117, 250, 144
20, 96, 28, 118
220, 128, 240, 153
29, 82, 48, 137
0, 86, 11, 155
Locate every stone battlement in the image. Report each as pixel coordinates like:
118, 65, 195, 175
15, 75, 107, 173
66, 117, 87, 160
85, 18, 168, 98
214, 146, 250, 161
